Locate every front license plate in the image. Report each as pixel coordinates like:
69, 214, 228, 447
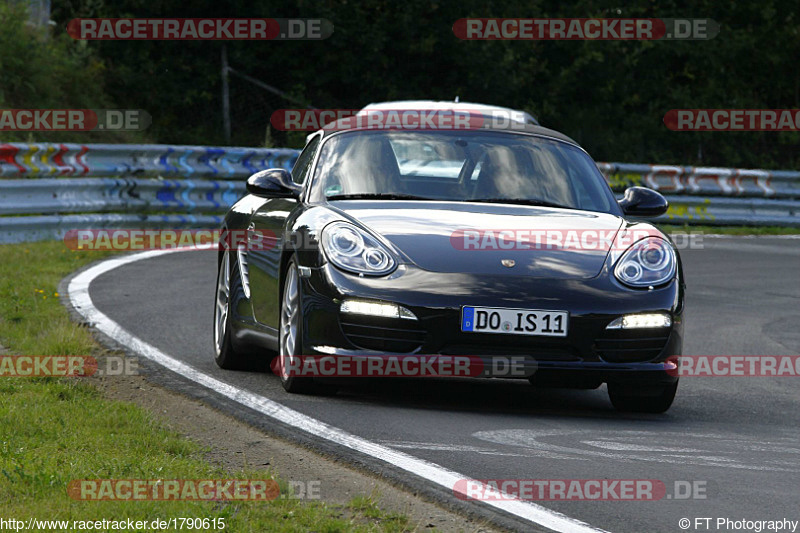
461, 306, 568, 337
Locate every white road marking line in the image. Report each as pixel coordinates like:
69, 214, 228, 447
473, 429, 800, 472
379, 440, 499, 452
379, 440, 565, 458
68, 249, 610, 533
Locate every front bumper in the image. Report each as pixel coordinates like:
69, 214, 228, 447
298, 263, 683, 386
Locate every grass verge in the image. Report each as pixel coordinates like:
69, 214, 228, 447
0, 242, 411, 532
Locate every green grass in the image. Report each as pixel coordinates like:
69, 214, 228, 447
349, 495, 410, 531
658, 224, 800, 235
0, 242, 414, 532
0, 244, 114, 355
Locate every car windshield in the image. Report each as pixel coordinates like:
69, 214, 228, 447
309, 130, 618, 213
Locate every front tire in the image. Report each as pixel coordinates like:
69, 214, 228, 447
607, 380, 678, 413
277, 259, 317, 394
214, 251, 249, 369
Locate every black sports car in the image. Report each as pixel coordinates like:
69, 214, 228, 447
214, 115, 684, 413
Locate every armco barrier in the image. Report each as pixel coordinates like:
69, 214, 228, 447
0, 143, 297, 243
0, 178, 245, 215
0, 214, 225, 245
0, 143, 298, 178
597, 162, 800, 198
1, 142, 799, 245
599, 162, 800, 226
650, 195, 799, 226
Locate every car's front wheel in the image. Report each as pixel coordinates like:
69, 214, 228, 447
607, 380, 678, 413
214, 251, 250, 369
277, 259, 318, 394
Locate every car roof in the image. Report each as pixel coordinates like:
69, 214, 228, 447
315, 116, 579, 147
359, 100, 539, 125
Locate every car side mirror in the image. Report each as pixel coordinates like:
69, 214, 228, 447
618, 186, 668, 217
246, 169, 301, 199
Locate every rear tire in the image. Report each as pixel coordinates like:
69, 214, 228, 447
214, 251, 250, 369
277, 259, 318, 394
608, 380, 678, 413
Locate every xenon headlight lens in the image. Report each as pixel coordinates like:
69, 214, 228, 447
614, 237, 676, 288
322, 221, 397, 276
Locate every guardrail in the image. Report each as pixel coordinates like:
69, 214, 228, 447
0, 143, 798, 245
597, 163, 800, 226
0, 177, 245, 216
0, 142, 289, 243
0, 142, 298, 178
596, 163, 800, 198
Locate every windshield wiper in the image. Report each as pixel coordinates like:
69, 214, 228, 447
465, 198, 576, 210
326, 193, 437, 201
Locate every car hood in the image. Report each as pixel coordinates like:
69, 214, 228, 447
327, 201, 625, 279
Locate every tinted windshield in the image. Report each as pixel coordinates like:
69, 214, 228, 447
310, 130, 618, 213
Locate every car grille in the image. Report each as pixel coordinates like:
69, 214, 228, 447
594, 329, 671, 363
339, 315, 426, 353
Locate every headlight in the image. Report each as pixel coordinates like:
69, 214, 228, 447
606, 313, 672, 329
321, 221, 397, 275
614, 237, 676, 288
341, 299, 417, 320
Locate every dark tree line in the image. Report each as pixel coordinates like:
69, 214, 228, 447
5, 0, 800, 168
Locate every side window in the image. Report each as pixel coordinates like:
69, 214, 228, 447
291, 135, 321, 185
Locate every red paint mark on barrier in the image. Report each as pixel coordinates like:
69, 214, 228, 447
0, 144, 25, 174
53, 144, 73, 175
76, 145, 90, 175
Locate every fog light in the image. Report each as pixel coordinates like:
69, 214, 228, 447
340, 299, 417, 320
606, 313, 672, 329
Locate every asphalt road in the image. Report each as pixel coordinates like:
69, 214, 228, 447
81, 236, 800, 533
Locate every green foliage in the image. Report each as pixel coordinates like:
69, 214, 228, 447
7, 0, 800, 167
0, 3, 109, 142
